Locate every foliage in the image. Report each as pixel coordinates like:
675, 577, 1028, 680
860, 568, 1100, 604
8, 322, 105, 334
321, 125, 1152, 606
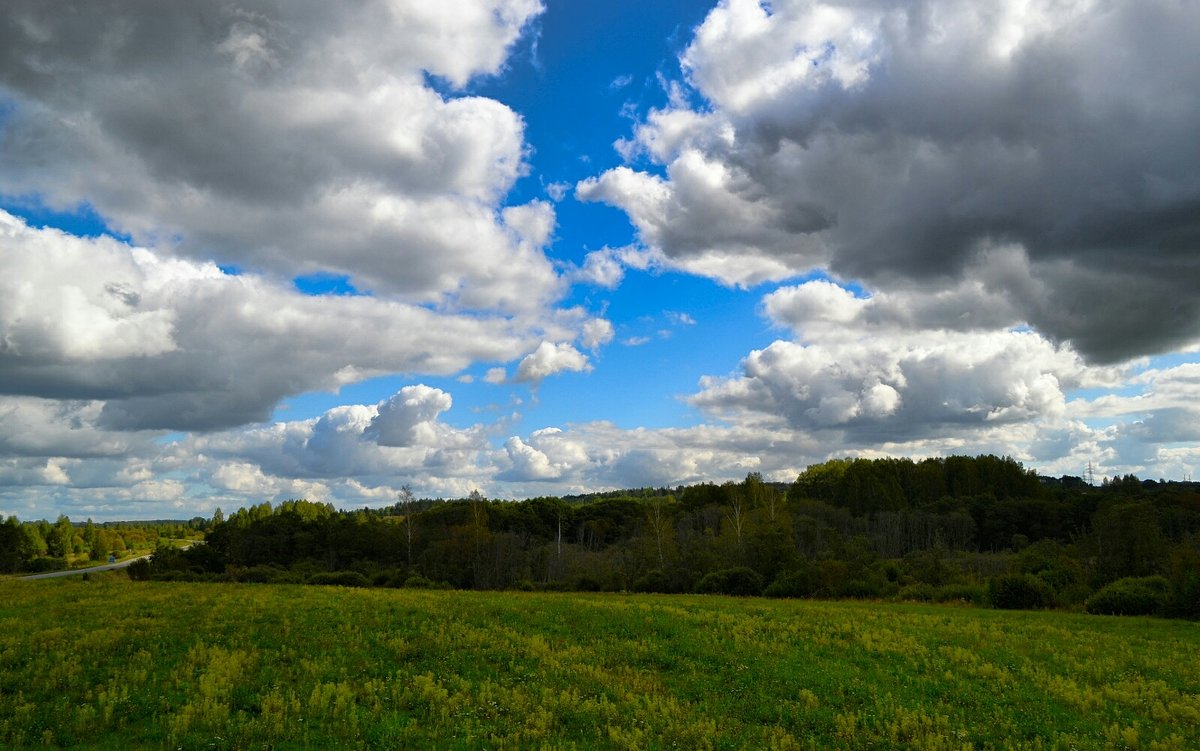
694, 566, 764, 596
2, 577, 1199, 750
11, 455, 1199, 622
307, 570, 370, 587
1085, 576, 1170, 616
989, 573, 1056, 610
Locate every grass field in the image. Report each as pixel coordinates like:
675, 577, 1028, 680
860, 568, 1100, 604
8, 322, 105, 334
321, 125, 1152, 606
0, 576, 1197, 750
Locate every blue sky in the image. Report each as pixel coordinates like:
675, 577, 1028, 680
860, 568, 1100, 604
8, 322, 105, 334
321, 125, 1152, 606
2, 0, 1199, 519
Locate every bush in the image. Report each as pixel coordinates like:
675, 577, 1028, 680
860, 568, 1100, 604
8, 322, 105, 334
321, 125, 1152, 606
989, 574, 1055, 610
1165, 571, 1200, 620
25, 557, 69, 573
933, 583, 986, 606
695, 567, 764, 596
897, 583, 936, 602
1085, 576, 1169, 616
402, 575, 450, 589
631, 569, 675, 593
836, 579, 893, 599
572, 575, 604, 592
126, 558, 151, 581
764, 566, 822, 599
308, 571, 369, 587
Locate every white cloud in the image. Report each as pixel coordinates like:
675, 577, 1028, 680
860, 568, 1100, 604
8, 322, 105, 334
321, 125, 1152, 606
514, 342, 591, 383
0, 1, 556, 313
580, 318, 615, 351
574, 248, 626, 289
484, 367, 508, 384
0, 212, 531, 430
366, 385, 455, 448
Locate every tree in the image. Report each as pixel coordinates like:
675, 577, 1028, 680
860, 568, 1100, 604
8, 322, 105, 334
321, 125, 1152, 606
46, 515, 74, 558
398, 486, 416, 565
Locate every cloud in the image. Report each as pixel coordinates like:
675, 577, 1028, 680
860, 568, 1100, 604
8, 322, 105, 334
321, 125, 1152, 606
366, 385, 455, 448
0, 213, 531, 430
580, 318, 615, 351
484, 367, 508, 385
691, 277, 1133, 446
584, 0, 1200, 361
573, 248, 626, 289
0, 0, 556, 312
514, 342, 591, 383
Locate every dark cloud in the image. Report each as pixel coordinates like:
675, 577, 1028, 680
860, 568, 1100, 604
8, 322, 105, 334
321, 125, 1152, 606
588, 0, 1200, 361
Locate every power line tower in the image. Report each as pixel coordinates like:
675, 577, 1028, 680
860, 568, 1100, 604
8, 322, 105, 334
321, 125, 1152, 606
1086, 461, 1096, 487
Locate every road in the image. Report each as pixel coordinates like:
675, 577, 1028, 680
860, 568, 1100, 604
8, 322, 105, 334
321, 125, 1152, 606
19, 554, 153, 580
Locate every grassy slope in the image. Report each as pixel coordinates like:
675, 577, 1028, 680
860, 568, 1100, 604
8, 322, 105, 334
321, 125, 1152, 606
0, 576, 1196, 750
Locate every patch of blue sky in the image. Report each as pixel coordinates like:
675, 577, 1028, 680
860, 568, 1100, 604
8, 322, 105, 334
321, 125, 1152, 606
0, 195, 122, 240
470, 0, 712, 242
293, 272, 363, 297
1066, 351, 1200, 403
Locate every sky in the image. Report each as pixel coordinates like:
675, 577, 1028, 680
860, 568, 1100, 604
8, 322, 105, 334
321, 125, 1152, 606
2, 0, 1199, 521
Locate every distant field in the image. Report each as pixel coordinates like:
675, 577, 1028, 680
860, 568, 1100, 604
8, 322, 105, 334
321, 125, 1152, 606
1, 577, 1197, 750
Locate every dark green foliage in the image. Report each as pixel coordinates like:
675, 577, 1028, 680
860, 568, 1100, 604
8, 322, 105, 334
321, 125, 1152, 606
763, 564, 823, 598
989, 574, 1055, 610
33, 455, 1189, 617
572, 575, 604, 592
308, 571, 369, 587
126, 558, 151, 581
1085, 576, 1170, 616
933, 583, 987, 605
898, 583, 937, 602
631, 569, 674, 593
695, 567, 764, 596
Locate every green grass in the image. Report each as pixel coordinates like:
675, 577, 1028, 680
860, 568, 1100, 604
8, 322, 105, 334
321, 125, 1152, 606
0, 576, 1197, 750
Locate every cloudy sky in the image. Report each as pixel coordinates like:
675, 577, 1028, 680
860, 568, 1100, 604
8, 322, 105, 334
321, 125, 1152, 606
2, 0, 1199, 520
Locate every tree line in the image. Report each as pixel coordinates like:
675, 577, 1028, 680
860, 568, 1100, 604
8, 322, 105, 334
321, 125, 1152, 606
129, 455, 1200, 618
0, 516, 203, 573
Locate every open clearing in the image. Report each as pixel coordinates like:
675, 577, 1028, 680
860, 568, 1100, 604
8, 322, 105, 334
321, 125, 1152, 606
1, 576, 1197, 750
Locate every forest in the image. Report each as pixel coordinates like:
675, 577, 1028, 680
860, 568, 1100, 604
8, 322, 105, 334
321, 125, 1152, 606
6, 455, 1199, 618
0, 516, 202, 574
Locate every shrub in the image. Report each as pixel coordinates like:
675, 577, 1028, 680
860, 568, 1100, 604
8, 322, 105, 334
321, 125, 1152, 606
695, 567, 764, 596
401, 575, 451, 589
1085, 576, 1169, 616
126, 558, 151, 581
25, 557, 69, 573
308, 571, 369, 587
836, 579, 892, 599
572, 575, 604, 592
934, 583, 986, 606
989, 573, 1055, 610
1165, 571, 1200, 620
631, 569, 672, 593
764, 566, 822, 599
897, 583, 936, 602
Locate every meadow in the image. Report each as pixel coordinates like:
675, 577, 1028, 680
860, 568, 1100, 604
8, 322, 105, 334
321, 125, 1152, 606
0, 575, 1197, 750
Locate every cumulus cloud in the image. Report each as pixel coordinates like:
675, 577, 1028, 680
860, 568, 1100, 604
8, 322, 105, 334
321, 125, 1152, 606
0, 213, 530, 430
689, 276, 1134, 448
580, 318, 615, 351
366, 385, 455, 448
583, 0, 1200, 361
573, 248, 626, 289
0, 0, 556, 311
514, 342, 592, 384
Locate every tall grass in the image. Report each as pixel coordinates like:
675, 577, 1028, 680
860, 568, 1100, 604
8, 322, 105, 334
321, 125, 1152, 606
1, 574, 1196, 749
